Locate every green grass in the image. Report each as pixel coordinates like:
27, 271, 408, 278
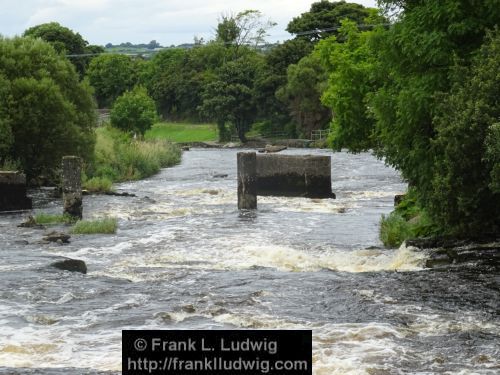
71, 218, 117, 234
83, 176, 114, 193
145, 122, 217, 143
34, 213, 76, 224
379, 191, 438, 247
87, 126, 181, 183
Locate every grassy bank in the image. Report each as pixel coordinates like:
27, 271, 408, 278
145, 122, 217, 143
83, 126, 181, 192
380, 192, 438, 247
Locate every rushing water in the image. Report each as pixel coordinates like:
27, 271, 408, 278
0, 149, 499, 374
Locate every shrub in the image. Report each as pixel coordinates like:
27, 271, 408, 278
110, 86, 157, 136
71, 218, 117, 234
380, 192, 438, 247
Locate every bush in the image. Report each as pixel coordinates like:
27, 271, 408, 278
380, 192, 438, 247
110, 86, 157, 136
71, 218, 117, 234
0, 36, 96, 180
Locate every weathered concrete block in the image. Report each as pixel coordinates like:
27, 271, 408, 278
237, 152, 257, 209
0, 171, 32, 211
256, 154, 334, 198
62, 156, 82, 219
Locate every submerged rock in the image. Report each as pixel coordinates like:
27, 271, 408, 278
264, 144, 287, 153
212, 173, 228, 178
104, 191, 136, 197
18, 216, 45, 229
406, 237, 500, 268
43, 231, 70, 244
50, 258, 87, 274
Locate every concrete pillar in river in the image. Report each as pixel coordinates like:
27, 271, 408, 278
237, 152, 257, 210
62, 156, 82, 219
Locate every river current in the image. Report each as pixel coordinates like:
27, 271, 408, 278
0, 149, 498, 374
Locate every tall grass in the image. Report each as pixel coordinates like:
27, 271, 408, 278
71, 218, 117, 234
85, 126, 181, 186
34, 213, 76, 224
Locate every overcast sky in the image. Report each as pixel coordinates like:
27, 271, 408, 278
0, 0, 378, 46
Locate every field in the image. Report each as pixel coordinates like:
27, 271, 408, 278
145, 122, 218, 143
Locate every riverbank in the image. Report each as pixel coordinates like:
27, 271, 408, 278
83, 126, 181, 192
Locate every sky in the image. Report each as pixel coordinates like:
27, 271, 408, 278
0, 0, 378, 46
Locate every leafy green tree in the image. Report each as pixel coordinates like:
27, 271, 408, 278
276, 53, 331, 138
317, 20, 382, 151
145, 44, 229, 121
370, 0, 499, 207
287, 1, 383, 42
254, 38, 314, 135
0, 36, 96, 180
110, 86, 157, 136
87, 54, 136, 107
23, 22, 101, 76
429, 30, 500, 234
199, 55, 262, 142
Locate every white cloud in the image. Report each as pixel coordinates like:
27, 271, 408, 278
0, 0, 379, 45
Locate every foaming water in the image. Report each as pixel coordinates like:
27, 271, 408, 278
0, 149, 498, 374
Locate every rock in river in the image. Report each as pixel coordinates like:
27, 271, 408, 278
50, 258, 87, 274
43, 231, 71, 244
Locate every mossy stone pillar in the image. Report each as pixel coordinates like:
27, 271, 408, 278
62, 156, 82, 219
237, 152, 257, 210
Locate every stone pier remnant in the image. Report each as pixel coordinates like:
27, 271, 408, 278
0, 171, 32, 211
62, 156, 82, 219
237, 152, 335, 209
237, 152, 257, 209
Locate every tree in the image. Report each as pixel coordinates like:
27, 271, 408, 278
370, 0, 499, 209
110, 86, 157, 136
287, 1, 383, 42
215, 10, 276, 58
317, 20, 382, 151
87, 54, 136, 107
199, 55, 262, 142
429, 30, 500, 234
253, 38, 314, 135
276, 52, 331, 138
0, 36, 96, 180
23, 22, 101, 76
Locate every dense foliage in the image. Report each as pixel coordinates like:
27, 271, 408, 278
0, 36, 96, 180
319, 0, 500, 236
87, 54, 138, 107
429, 30, 500, 234
24, 22, 103, 76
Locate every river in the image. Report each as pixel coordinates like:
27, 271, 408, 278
0, 149, 498, 374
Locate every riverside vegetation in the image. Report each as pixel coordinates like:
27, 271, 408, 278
1, 1, 499, 245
